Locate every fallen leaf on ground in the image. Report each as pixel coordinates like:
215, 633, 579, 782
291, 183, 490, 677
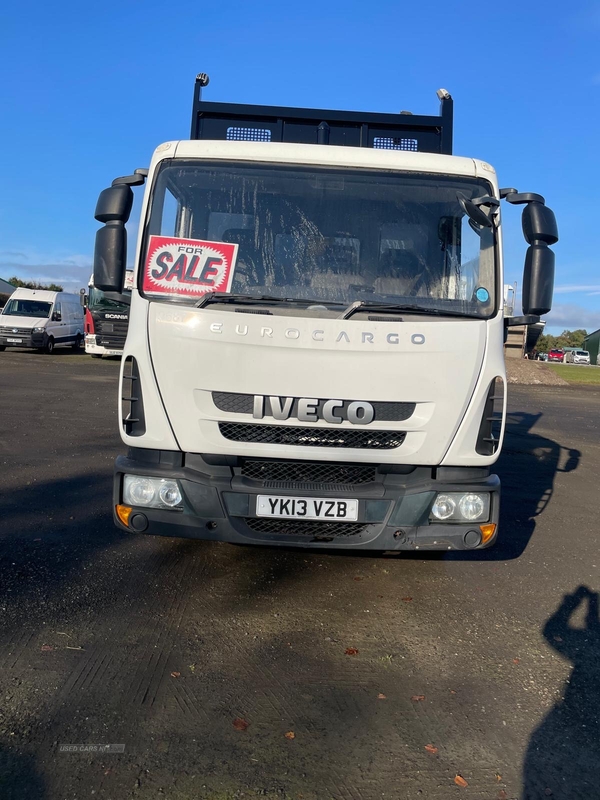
513, 658, 520, 664
233, 717, 249, 731
354, 577, 363, 582
450, 690, 457, 695
401, 596, 413, 602
41, 645, 54, 652
495, 773, 502, 782
377, 693, 387, 700
65, 646, 84, 651
170, 671, 181, 678
424, 744, 438, 754
345, 647, 359, 656
498, 791, 508, 799
454, 775, 468, 788
284, 731, 295, 739
411, 695, 425, 702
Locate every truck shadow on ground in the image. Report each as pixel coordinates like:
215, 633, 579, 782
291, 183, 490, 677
523, 586, 600, 799
494, 409, 580, 560
442, 409, 581, 562
0, 748, 46, 800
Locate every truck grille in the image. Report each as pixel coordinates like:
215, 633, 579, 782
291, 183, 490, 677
0, 326, 32, 336
243, 518, 367, 538
96, 317, 128, 348
213, 391, 415, 422
219, 422, 405, 450
241, 460, 377, 486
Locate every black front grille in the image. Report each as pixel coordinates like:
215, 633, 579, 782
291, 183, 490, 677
96, 317, 128, 348
243, 518, 367, 538
212, 391, 415, 422
241, 460, 377, 485
219, 422, 405, 450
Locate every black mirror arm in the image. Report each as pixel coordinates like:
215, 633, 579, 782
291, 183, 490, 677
501, 189, 546, 206
504, 314, 540, 327
112, 169, 148, 187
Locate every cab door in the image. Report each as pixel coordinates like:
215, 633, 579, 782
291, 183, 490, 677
49, 302, 68, 344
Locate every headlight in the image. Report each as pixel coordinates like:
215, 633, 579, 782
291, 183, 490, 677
430, 492, 490, 523
430, 494, 456, 520
33, 327, 45, 332
123, 475, 183, 510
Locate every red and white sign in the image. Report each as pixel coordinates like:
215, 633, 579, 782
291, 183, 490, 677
143, 236, 238, 298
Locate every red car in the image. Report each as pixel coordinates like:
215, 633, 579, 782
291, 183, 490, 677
548, 349, 564, 362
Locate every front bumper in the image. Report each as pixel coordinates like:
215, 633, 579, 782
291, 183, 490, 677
113, 450, 500, 551
84, 334, 123, 357
0, 331, 45, 349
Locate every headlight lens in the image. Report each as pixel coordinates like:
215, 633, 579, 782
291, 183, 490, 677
159, 481, 183, 507
430, 494, 456, 520
123, 475, 183, 510
33, 326, 45, 332
459, 493, 486, 521
430, 492, 490, 523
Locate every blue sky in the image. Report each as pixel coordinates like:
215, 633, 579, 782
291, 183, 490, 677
0, 0, 598, 334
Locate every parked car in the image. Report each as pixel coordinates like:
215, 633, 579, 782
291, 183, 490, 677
567, 350, 591, 365
548, 349, 565, 363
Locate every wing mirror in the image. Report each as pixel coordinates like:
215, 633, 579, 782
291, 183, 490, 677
93, 170, 147, 293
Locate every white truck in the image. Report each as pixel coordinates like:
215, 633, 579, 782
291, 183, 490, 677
93, 75, 558, 551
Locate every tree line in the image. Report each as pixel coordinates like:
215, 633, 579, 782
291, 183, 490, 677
8, 276, 64, 292
537, 329, 588, 353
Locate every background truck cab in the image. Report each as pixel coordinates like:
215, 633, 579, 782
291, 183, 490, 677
0, 288, 84, 354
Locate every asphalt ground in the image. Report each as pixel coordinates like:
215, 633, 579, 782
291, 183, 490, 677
1, 349, 599, 800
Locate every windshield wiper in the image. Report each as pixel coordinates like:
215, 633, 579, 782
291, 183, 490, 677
339, 300, 482, 321
195, 292, 343, 309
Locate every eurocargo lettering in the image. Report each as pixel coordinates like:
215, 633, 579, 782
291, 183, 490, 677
92, 74, 558, 552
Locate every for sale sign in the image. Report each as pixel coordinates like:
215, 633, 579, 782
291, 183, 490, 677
142, 236, 238, 298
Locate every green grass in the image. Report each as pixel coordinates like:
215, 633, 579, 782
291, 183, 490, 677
547, 364, 600, 385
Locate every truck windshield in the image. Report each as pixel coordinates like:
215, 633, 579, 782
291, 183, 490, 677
2, 299, 52, 318
88, 285, 128, 312
144, 160, 496, 317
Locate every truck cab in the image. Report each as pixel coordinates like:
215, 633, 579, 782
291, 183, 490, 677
93, 76, 558, 551
84, 274, 131, 358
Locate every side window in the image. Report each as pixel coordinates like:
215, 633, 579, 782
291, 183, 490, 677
161, 189, 179, 235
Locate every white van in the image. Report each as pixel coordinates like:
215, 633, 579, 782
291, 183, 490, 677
0, 288, 84, 354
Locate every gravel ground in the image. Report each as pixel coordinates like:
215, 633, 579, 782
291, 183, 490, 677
505, 358, 569, 385
0, 350, 599, 800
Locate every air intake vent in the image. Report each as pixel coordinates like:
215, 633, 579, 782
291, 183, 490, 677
243, 518, 367, 538
475, 377, 504, 456
219, 422, 405, 449
241, 460, 377, 486
122, 356, 146, 436
226, 126, 271, 141
373, 137, 418, 151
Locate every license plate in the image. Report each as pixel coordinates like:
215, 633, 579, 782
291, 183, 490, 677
256, 495, 358, 521
7, 338, 22, 343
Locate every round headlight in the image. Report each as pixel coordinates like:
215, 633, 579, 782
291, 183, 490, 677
128, 478, 156, 506
459, 493, 485, 521
159, 481, 182, 507
431, 494, 456, 520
